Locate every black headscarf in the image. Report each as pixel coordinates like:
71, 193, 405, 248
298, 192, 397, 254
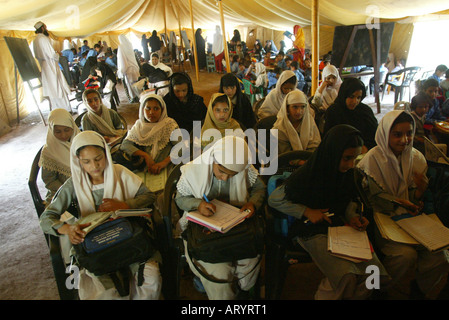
219, 73, 256, 129
163, 72, 207, 133
324, 77, 378, 150
149, 30, 161, 52
284, 125, 363, 236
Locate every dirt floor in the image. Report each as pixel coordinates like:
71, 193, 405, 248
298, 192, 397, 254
0, 67, 425, 301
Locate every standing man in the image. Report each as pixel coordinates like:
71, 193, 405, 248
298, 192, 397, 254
33, 21, 72, 113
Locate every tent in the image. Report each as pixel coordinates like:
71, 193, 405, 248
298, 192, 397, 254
0, 0, 448, 127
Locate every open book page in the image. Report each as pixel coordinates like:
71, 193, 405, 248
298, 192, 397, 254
328, 226, 373, 261
395, 214, 449, 252
186, 199, 248, 233
76, 211, 113, 234
137, 168, 168, 193
374, 212, 419, 245
111, 208, 152, 218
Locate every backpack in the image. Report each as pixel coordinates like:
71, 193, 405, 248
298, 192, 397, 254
73, 216, 156, 296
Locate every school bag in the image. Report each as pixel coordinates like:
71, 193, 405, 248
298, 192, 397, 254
73, 215, 156, 297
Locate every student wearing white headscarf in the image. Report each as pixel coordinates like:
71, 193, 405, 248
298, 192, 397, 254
311, 64, 342, 111
149, 52, 172, 77
117, 34, 140, 101
175, 136, 266, 299
358, 110, 449, 299
39, 109, 80, 203
40, 131, 160, 300
273, 90, 321, 155
257, 70, 298, 120
81, 89, 127, 144
212, 25, 225, 73
120, 93, 179, 179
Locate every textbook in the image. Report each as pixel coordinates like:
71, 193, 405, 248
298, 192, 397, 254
327, 226, 373, 262
136, 168, 168, 193
395, 214, 449, 252
77, 208, 153, 234
374, 212, 449, 252
186, 199, 248, 233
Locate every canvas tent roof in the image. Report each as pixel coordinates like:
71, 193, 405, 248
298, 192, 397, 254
0, 0, 448, 128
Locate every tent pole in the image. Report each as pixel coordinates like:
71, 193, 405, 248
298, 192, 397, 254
163, 0, 168, 44
218, 0, 231, 73
173, 0, 184, 72
188, 0, 200, 81
311, 0, 319, 94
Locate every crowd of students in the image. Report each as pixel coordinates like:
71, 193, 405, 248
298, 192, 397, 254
38, 27, 449, 301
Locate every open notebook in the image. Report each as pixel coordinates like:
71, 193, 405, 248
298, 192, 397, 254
375, 212, 449, 252
186, 199, 248, 233
328, 226, 373, 262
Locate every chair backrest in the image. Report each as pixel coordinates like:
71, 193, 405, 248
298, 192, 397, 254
393, 101, 411, 112
242, 79, 254, 95
74, 110, 87, 129
402, 66, 421, 87
424, 136, 449, 165
28, 146, 46, 218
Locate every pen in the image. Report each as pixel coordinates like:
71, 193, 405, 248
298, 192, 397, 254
203, 193, 210, 203
391, 200, 419, 214
304, 212, 334, 224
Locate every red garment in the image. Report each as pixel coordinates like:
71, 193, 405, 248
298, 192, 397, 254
214, 52, 224, 72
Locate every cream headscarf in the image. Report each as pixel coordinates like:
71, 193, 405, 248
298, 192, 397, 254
149, 52, 173, 77
177, 136, 258, 207
273, 90, 321, 151
39, 109, 80, 177
82, 89, 127, 138
200, 93, 243, 149
125, 93, 179, 160
357, 110, 428, 214
316, 65, 342, 109
70, 131, 142, 216
258, 70, 298, 119
117, 34, 140, 80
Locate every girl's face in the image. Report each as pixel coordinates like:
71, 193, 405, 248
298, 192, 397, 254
173, 83, 189, 103
212, 101, 231, 123
287, 103, 306, 123
222, 85, 237, 99
339, 147, 362, 173
415, 103, 429, 118
325, 74, 337, 87
345, 90, 363, 110
212, 163, 238, 181
152, 56, 159, 65
281, 82, 295, 95
53, 125, 74, 142
78, 146, 106, 184
144, 99, 162, 123
424, 86, 438, 100
389, 122, 413, 157
86, 92, 102, 115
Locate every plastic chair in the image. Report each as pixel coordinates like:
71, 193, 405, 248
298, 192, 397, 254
28, 147, 78, 300
206, 54, 216, 73
382, 67, 421, 103
253, 115, 277, 173
393, 101, 411, 112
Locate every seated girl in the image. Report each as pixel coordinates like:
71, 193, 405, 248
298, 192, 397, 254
357, 110, 449, 299
120, 93, 179, 193
149, 52, 173, 78
311, 65, 342, 111
39, 108, 80, 203
81, 89, 127, 148
163, 72, 207, 134
273, 90, 321, 156
324, 78, 378, 152
257, 70, 298, 120
410, 94, 431, 155
40, 131, 160, 300
175, 136, 266, 300
199, 93, 245, 151
219, 73, 256, 130
268, 125, 389, 300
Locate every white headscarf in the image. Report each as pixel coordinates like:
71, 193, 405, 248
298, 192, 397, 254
149, 52, 172, 77
177, 136, 258, 207
258, 70, 298, 119
358, 110, 428, 214
125, 93, 179, 160
212, 25, 224, 56
273, 90, 321, 151
316, 64, 342, 109
70, 131, 142, 216
82, 90, 127, 138
39, 109, 80, 177
117, 34, 140, 80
